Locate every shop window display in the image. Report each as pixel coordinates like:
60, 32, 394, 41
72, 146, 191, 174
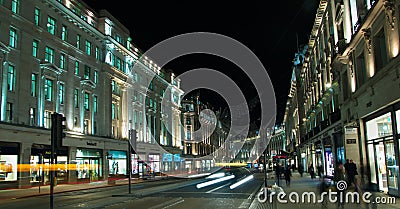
0, 155, 17, 181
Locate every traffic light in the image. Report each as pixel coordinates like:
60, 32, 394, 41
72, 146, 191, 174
51, 113, 66, 149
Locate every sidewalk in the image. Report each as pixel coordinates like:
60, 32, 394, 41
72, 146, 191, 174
0, 176, 167, 200
249, 172, 400, 209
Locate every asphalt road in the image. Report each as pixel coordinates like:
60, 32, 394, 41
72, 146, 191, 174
0, 167, 263, 209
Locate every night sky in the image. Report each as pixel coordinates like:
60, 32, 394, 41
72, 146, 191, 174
83, 0, 320, 125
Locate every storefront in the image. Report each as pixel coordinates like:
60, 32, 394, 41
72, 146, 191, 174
107, 150, 127, 176
0, 142, 19, 187
75, 148, 102, 181
148, 154, 160, 174
364, 106, 400, 197
162, 153, 172, 173
30, 145, 68, 184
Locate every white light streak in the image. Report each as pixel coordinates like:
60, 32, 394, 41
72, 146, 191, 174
229, 175, 254, 189
196, 175, 235, 189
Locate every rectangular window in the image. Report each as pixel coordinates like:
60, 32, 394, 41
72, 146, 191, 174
75, 61, 79, 75
44, 110, 51, 129
84, 65, 90, 79
111, 80, 116, 92
45, 46, 54, 63
59, 83, 64, 104
34, 7, 40, 26
44, 78, 53, 101
7, 65, 15, 91
95, 46, 100, 60
85, 40, 91, 55
374, 29, 388, 72
31, 73, 37, 97
9, 28, 17, 48
6, 102, 13, 122
74, 89, 79, 108
61, 25, 67, 41
356, 52, 367, 89
112, 103, 116, 119
84, 92, 89, 110
76, 34, 81, 49
47, 16, 56, 35
94, 70, 98, 84
32, 40, 38, 57
29, 107, 36, 126
60, 53, 66, 69
93, 95, 98, 113
11, 0, 19, 14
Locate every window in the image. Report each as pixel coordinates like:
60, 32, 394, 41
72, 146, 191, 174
74, 89, 79, 108
44, 79, 53, 101
355, 52, 367, 89
29, 107, 36, 126
95, 46, 100, 60
59, 83, 64, 104
31, 73, 37, 97
6, 102, 13, 122
44, 110, 51, 128
111, 80, 116, 92
9, 28, 17, 48
112, 103, 116, 119
45, 47, 54, 63
7, 65, 15, 91
373, 29, 388, 73
11, 0, 19, 14
93, 95, 98, 113
34, 7, 40, 26
84, 65, 90, 79
61, 25, 67, 41
94, 70, 98, 84
76, 34, 81, 49
32, 40, 38, 57
75, 61, 79, 75
84, 92, 89, 110
60, 53, 66, 69
47, 16, 56, 35
85, 40, 91, 55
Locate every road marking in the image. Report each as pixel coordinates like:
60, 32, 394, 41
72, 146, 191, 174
206, 183, 230, 193
148, 197, 184, 209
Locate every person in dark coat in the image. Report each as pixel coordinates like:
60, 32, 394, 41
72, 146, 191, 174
309, 164, 315, 179
347, 159, 357, 186
317, 165, 324, 179
298, 164, 304, 177
284, 166, 292, 186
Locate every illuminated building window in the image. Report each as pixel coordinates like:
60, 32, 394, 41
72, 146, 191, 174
45, 46, 54, 63
76, 34, 81, 49
6, 102, 13, 122
61, 25, 67, 41
32, 40, 38, 57
75, 61, 79, 75
94, 70, 98, 84
11, 0, 19, 14
59, 83, 64, 105
84, 92, 89, 110
60, 53, 66, 69
74, 89, 79, 108
95, 46, 100, 60
31, 73, 37, 97
34, 7, 40, 26
84, 65, 90, 79
85, 40, 91, 55
93, 95, 98, 113
9, 27, 17, 48
7, 65, 15, 91
47, 16, 56, 35
44, 78, 53, 101
29, 107, 36, 126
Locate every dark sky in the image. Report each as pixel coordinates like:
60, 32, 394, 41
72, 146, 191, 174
83, 0, 320, 125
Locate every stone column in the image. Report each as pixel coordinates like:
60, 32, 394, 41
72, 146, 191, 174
68, 146, 77, 183
19, 142, 32, 188
103, 149, 110, 180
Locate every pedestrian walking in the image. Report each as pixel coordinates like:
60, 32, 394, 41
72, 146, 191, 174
347, 159, 358, 187
298, 164, 304, 177
333, 161, 346, 209
284, 166, 291, 186
309, 164, 315, 179
317, 164, 323, 179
